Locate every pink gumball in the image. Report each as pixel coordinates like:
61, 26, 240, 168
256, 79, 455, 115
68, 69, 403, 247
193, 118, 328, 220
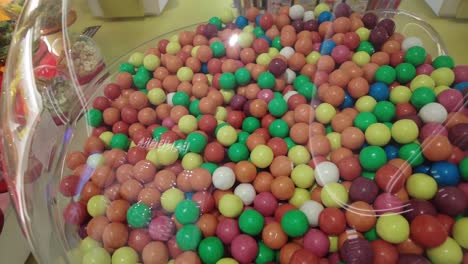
304, 228, 330, 258
373, 193, 404, 215
437, 89, 464, 112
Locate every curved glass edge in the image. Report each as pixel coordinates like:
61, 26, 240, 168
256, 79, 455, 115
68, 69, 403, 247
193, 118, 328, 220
1, 4, 451, 264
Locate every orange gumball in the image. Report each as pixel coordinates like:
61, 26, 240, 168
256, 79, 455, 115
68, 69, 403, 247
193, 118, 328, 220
262, 222, 288, 250
331, 112, 354, 132
345, 201, 376, 232
280, 243, 302, 264
341, 127, 365, 150
234, 161, 257, 183
308, 135, 331, 156
422, 135, 453, 161
271, 176, 295, 200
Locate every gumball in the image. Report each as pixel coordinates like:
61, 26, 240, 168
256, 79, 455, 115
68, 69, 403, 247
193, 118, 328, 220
426, 237, 463, 264
318, 208, 346, 235
290, 249, 319, 264
433, 186, 467, 216
404, 199, 437, 222
349, 177, 379, 204
345, 201, 376, 232
376, 213, 410, 244
410, 215, 447, 248
340, 238, 373, 264
231, 234, 258, 263
371, 240, 398, 264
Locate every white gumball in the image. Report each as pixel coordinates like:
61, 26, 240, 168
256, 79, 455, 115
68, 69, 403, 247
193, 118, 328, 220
280, 47, 295, 58
300, 200, 324, 226
419, 102, 448, 123
166, 92, 175, 106
402, 37, 423, 51
212, 166, 236, 190
284, 91, 298, 102
315, 161, 339, 186
303, 11, 315, 22
234, 183, 256, 205
283, 68, 296, 84
289, 5, 305, 20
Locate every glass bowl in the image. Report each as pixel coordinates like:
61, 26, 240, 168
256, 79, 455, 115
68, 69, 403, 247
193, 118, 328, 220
2, 1, 467, 264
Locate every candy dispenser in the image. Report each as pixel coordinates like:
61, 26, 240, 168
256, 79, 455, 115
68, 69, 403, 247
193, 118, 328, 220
2, 1, 468, 264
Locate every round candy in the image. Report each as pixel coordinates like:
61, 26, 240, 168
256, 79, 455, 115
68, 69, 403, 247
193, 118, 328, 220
406, 173, 437, 200
127, 203, 152, 228
426, 237, 463, 264
300, 200, 324, 226
410, 215, 447, 248
176, 224, 202, 251
365, 123, 391, 146
281, 210, 309, 237
376, 213, 409, 243
251, 145, 274, 168
320, 182, 349, 208
212, 166, 236, 190
391, 119, 419, 144
174, 200, 200, 224
112, 247, 138, 264
83, 247, 111, 264
405, 46, 427, 66
453, 218, 468, 249
231, 235, 258, 263
219, 194, 244, 218
161, 188, 185, 212
198, 237, 224, 264
239, 209, 265, 236
315, 161, 339, 186
359, 146, 387, 171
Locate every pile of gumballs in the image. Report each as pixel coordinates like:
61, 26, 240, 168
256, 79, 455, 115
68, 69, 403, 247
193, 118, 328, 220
59, 2, 468, 264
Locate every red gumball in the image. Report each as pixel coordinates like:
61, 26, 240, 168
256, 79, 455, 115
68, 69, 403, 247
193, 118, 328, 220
410, 215, 447, 248
259, 13, 274, 30
290, 249, 319, 264
318, 208, 346, 235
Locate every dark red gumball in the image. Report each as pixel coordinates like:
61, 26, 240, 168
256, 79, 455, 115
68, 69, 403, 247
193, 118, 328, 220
362, 13, 378, 29
127, 147, 147, 165
377, 19, 395, 35
395, 103, 417, 119
253, 38, 270, 54
93, 96, 111, 111
318, 208, 346, 235
261, 114, 276, 129
192, 191, 215, 213
340, 238, 373, 264
269, 58, 288, 77
203, 23, 218, 39
304, 19, 319, 32
448, 123, 468, 150
369, 27, 389, 46
404, 199, 437, 222
337, 156, 362, 181
92, 126, 108, 137
390, 51, 405, 67
349, 177, 379, 204
410, 215, 447, 248
160, 130, 179, 144
132, 129, 152, 146
290, 249, 319, 264
63, 202, 88, 225
158, 39, 169, 54
434, 186, 467, 216
112, 121, 130, 135
207, 58, 222, 75
121, 107, 138, 124
343, 32, 360, 50
253, 128, 271, 141
104, 83, 121, 100
198, 115, 217, 134
226, 111, 245, 129
59, 174, 81, 197
259, 13, 274, 30
291, 19, 304, 33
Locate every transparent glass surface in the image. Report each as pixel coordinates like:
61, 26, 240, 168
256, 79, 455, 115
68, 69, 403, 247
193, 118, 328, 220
2, 1, 465, 264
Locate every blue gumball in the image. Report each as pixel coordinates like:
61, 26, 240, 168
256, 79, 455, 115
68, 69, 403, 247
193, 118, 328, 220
430, 161, 460, 186
235, 16, 249, 29
185, 192, 194, 200
454, 82, 468, 92
414, 164, 431, 174
341, 91, 355, 109
369, 82, 390, 101
260, 35, 272, 46
320, 40, 336, 55
384, 145, 399, 160
201, 63, 208, 74
318, 11, 334, 24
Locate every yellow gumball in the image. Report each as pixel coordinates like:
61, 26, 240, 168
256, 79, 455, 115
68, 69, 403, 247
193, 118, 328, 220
352, 51, 371, 66
220, 9, 234, 23
217, 258, 239, 264
220, 89, 235, 104
389, 85, 412, 104
326, 132, 341, 150
453, 218, 468, 249
182, 152, 203, 170
178, 115, 198, 134
320, 183, 348, 208
391, 119, 419, 144
314, 3, 330, 17
288, 145, 311, 165
161, 188, 184, 212
365, 123, 391, 146
99, 131, 113, 147
430, 67, 455, 86
427, 237, 463, 264
356, 96, 377, 112
268, 48, 279, 58
256, 53, 272, 65
291, 164, 315, 188
156, 144, 179, 166
410, 74, 435, 91
355, 27, 370, 41
289, 188, 310, 208
434, 85, 450, 95
250, 145, 274, 168
406, 173, 437, 200
219, 194, 243, 218
306, 51, 321, 64
315, 103, 336, 124
215, 106, 227, 121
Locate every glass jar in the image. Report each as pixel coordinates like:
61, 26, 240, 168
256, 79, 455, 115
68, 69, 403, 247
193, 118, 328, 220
2, 1, 467, 264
